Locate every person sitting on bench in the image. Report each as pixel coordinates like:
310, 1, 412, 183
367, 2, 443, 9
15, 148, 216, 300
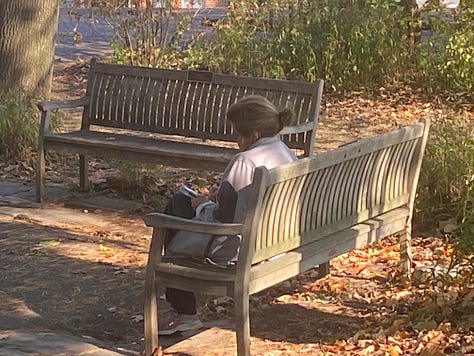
158, 95, 298, 335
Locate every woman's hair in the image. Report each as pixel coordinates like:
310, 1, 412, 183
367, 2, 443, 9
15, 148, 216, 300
226, 95, 296, 137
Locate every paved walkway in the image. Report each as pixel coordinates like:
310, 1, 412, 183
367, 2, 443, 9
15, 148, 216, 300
56, 7, 227, 63
0, 179, 235, 355
0, 179, 232, 354
0, 331, 124, 356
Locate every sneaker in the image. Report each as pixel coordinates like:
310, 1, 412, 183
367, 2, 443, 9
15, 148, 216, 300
158, 309, 203, 336
158, 309, 181, 335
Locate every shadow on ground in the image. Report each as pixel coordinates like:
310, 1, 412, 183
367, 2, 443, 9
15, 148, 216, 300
0, 219, 145, 353
1, 215, 364, 355
250, 302, 360, 344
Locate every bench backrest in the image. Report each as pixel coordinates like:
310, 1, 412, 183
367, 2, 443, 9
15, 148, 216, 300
83, 60, 323, 153
242, 121, 430, 265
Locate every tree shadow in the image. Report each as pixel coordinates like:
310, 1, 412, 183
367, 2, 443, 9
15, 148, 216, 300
0, 217, 422, 354
250, 302, 361, 344
0, 219, 145, 354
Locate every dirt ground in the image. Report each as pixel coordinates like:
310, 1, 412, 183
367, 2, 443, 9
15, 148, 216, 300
1, 60, 473, 355
0, 207, 362, 354
0, 208, 149, 353
2, 205, 473, 355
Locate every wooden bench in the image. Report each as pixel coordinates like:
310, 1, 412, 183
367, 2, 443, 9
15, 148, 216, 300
143, 119, 430, 356
36, 59, 324, 202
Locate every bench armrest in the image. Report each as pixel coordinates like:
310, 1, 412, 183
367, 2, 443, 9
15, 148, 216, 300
280, 120, 315, 135
37, 96, 90, 112
144, 212, 243, 235
37, 96, 90, 135
143, 211, 244, 355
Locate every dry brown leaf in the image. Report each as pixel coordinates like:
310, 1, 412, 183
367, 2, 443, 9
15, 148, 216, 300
151, 346, 163, 356
388, 345, 403, 356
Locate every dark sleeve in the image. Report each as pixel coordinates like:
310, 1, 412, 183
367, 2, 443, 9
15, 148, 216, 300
213, 181, 238, 223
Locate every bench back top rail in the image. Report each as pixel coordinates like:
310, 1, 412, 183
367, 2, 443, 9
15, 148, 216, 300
241, 121, 430, 265
84, 61, 323, 151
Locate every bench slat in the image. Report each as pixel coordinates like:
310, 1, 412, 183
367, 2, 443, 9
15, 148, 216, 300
248, 207, 410, 294
44, 131, 237, 171
250, 124, 424, 264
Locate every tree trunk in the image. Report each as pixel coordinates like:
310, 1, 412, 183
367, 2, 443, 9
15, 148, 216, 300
403, 0, 421, 52
0, 0, 59, 96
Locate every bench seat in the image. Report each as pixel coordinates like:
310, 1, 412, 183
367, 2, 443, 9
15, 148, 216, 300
43, 131, 238, 172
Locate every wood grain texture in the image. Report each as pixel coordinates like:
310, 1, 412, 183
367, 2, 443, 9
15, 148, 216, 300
83, 62, 323, 148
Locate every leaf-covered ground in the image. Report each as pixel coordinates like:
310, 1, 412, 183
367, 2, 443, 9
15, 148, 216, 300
0, 60, 473, 355
1, 211, 472, 355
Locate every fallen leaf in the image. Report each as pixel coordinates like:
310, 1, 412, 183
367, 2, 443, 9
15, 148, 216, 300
388, 345, 402, 356
99, 244, 113, 253
40, 240, 60, 246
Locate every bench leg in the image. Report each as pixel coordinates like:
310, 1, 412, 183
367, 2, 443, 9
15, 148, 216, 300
235, 288, 251, 356
144, 229, 162, 356
79, 154, 89, 191
399, 223, 413, 276
318, 261, 330, 277
36, 146, 46, 203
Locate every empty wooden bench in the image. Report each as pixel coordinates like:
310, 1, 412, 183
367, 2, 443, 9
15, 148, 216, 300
143, 119, 430, 356
36, 59, 324, 202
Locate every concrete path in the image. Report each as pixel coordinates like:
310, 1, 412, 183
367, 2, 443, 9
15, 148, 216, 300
55, 7, 227, 63
0, 181, 142, 355
0, 331, 125, 356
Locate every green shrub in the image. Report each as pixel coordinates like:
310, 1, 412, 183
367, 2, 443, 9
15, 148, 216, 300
0, 92, 40, 159
416, 117, 474, 257
0, 91, 62, 160
99, 0, 473, 93
308, 0, 408, 87
108, 160, 168, 206
183, 0, 411, 88
415, 0, 474, 94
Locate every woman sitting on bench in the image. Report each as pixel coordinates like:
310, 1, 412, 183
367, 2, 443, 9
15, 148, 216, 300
158, 95, 298, 335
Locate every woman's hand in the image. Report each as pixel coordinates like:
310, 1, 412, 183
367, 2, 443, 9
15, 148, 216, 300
190, 195, 209, 210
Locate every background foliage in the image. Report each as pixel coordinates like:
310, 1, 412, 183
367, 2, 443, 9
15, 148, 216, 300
0, 92, 40, 159
415, 0, 474, 93
416, 118, 474, 258
101, 0, 474, 94
184, 0, 408, 87
99, 0, 473, 257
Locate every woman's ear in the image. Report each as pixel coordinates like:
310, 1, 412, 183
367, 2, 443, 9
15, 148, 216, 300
251, 131, 261, 142
237, 131, 260, 151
